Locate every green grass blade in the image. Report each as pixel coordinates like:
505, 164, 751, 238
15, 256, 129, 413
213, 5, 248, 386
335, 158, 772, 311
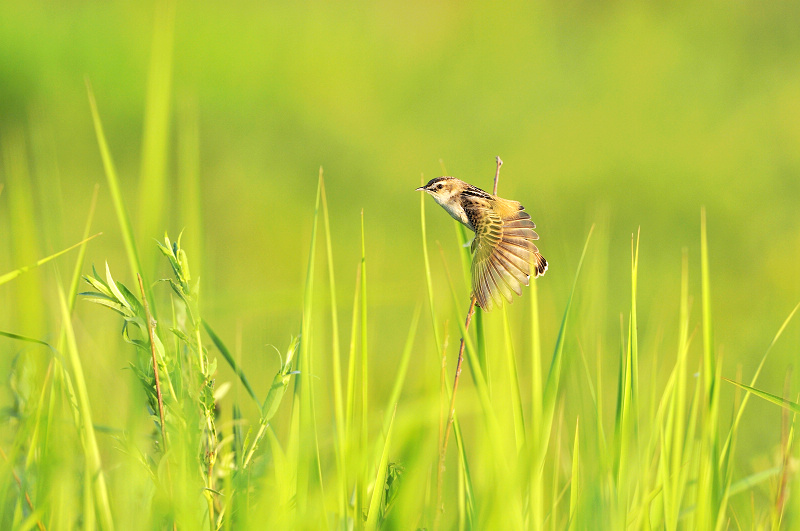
721, 301, 800, 460
137, 0, 175, 252
723, 379, 800, 415
320, 172, 348, 525
536, 225, 594, 467
203, 322, 260, 408
366, 405, 397, 529
358, 209, 369, 530
293, 173, 323, 517
0, 233, 101, 287
345, 265, 361, 441
86, 81, 146, 296
57, 281, 114, 531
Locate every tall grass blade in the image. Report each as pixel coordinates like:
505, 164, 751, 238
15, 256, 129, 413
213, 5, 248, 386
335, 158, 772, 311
721, 302, 800, 460
358, 209, 369, 529
366, 405, 397, 529
203, 323, 260, 408
57, 282, 114, 531
137, 0, 176, 253
0, 233, 101, 287
696, 207, 723, 529
529, 225, 592, 529
722, 380, 800, 415
536, 225, 594, 466
86, 82, 145, 293
320, 172, 349, 526
293, 173, 323, 518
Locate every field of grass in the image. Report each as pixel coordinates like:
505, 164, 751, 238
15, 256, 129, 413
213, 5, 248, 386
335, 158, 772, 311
3, 1, 800, 529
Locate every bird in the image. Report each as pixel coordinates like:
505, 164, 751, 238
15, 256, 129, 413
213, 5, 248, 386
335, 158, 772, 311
417, 176, 547, 311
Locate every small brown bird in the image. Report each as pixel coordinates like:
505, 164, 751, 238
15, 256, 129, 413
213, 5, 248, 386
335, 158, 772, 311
417, 176, 547, 311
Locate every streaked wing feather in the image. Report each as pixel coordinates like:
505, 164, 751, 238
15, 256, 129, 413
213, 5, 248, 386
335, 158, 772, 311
468, 194, 546, 311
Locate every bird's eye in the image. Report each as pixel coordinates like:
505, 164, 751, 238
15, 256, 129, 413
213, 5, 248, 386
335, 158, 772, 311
437, 184, 443, 190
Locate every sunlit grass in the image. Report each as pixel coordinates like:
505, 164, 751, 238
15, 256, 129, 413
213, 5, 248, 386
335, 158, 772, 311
2, 158, 800, 528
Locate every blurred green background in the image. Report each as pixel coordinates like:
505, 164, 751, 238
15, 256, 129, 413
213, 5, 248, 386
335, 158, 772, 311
2, 0, 800, 518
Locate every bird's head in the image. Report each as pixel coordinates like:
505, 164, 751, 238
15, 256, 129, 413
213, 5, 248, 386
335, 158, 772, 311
415, 176, 464, 207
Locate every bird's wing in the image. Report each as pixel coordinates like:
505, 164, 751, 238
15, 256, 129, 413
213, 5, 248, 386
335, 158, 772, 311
466, 197, 547, 311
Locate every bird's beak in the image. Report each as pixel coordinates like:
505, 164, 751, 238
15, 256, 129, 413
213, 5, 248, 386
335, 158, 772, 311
415, 186, 426, 192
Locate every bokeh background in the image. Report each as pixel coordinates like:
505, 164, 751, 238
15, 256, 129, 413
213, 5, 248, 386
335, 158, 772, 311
2, 0, 800, 523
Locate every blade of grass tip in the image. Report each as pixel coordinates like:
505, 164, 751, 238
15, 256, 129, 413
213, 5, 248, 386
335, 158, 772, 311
721, 301, 800, 460
535, 225, 594, 468
629, 229, 647, 523
569, 417, 580, 526
722, 380, 800, 415
358, 208, 369, 529
203, 322, 260, 408
57, 281, 115, 531
700, 208, 716, 403
630, 229, 640, 434
698, 208, 723, 528
502, 305, 525, 451
0, 233, 102, 287
321, 171, 348, 525
366, 405, 398, 529
86, 81, 146, 294
294, 172, 322, 517
137, 0, 175, 254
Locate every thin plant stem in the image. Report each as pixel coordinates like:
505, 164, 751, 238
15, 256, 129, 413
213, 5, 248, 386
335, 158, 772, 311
493, 156, 503, 195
